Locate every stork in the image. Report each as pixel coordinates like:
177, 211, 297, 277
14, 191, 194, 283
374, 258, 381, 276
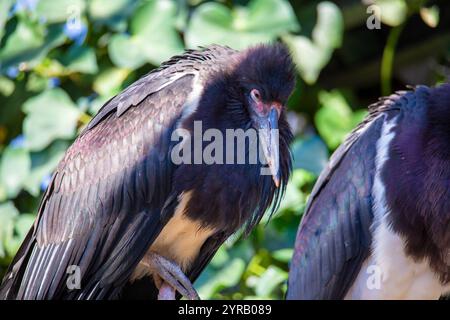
0, 44, 296, 300
287, 83, 450, 300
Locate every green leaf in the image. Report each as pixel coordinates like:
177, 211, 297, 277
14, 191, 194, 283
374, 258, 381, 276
254, 266, 288, 297
186, 0, 299, 50
89, 0, 138, 26
420, 6, 439, 28
374, 0, 408, 27
108, 0, 184, 68
196, 258, 245, 299
3, 213, 35, 257
315, 90, 367, 149
93, 67, 130, 96
22, 89, 81, 151
14, 214, 35, 239
0, 202, 19, 258
272, 249, 293, 263
0, 22, 66, 72
283, 1, 343, 84
60, 45, 99, 74
0, 19, 44, 70
278, 175, 304, 213
108, 34, 148, 69
0, 0, 14, 41
35, 0, 86, 23
0, 76, 15, 96
313, 2, 344, 49
23, 141, 68, 196
0, 147, 31, 198
209, 246, 230, 268
277, 169, 314, 214
283, 35, 331, 84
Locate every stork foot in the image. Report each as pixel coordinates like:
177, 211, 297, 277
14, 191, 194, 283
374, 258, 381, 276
141, 252, 200, 300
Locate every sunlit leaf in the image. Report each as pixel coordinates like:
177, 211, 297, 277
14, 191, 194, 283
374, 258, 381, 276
283, 1, 343, 84
35, 0, 86, 23
0, 76, 15, 96
0, 202, 19, 258
23, 141, 68, 196
255, 266, 287, 297
283, 35, 331, 84
373, 0, 408, 27
272, 248, 293, 263
0, 0, 14, 41
93, 67, 130, 96
196, 258, 245, 299
3, 213, 35, 257
0, 146, 31, 198
89, 0, 138, 27
22, 89, 81, 151
108, 34, 148, 69
313, 2, 344, 49
0, 22, 66, 72
60, 45, 98, 74
14, 213, 35, 239
108, 0, 183, 68
315, 90, 367, 149
420, 6, 439, 28
186, 0, 299, 50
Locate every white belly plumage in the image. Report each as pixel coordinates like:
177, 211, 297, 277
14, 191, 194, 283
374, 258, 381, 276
345, 221, 450, 300
345, 116, 450, 300
130, 191, 215, 281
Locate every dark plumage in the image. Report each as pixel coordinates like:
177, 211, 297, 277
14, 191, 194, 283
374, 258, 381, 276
287, 83, 450, 300
0, 44, 296, 300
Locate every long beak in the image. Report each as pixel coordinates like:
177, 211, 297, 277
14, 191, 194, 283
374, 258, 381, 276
256, 108, 281, 187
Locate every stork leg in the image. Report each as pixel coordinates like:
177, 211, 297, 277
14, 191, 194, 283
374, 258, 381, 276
141, 252, 200, 300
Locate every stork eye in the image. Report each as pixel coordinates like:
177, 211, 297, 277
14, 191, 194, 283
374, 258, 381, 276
250, 89, 261, 103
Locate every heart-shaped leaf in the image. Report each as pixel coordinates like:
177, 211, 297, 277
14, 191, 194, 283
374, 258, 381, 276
89, 0, 138, 28
283, 2, 343, 84
313, 1, 344, 49
22, 88, 81, 151
0, 202, 19, 258
196, 257, 246, 299
108, 34, 148, 69
420, 6, 439, 28
283, 35, 331, 84
35, 0, 86, 23
315, 90, 367, 149
108, 0, 183, 69
60, 45, 99, 74
0, 21, 66, 72
255, 266, 288, 297
0, 146, 31, 198
373, 0, 408, 27
0, 0, 14, 41
24, 141, 68, 196
186, 0, 299, 50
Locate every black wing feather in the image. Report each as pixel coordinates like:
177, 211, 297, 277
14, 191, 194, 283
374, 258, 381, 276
287, 91, 409, 300
0, 72, 195, 299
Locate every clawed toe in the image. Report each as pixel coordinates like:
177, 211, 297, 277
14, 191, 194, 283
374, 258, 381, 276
141, 252, 200, 300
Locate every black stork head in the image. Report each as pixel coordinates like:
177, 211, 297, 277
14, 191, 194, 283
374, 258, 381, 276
200, 43, 296, 188
233, 44, 296, 187
181, 43, 296, 231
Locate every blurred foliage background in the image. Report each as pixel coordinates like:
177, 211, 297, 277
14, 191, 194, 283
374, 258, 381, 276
0, 0, 449, 299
